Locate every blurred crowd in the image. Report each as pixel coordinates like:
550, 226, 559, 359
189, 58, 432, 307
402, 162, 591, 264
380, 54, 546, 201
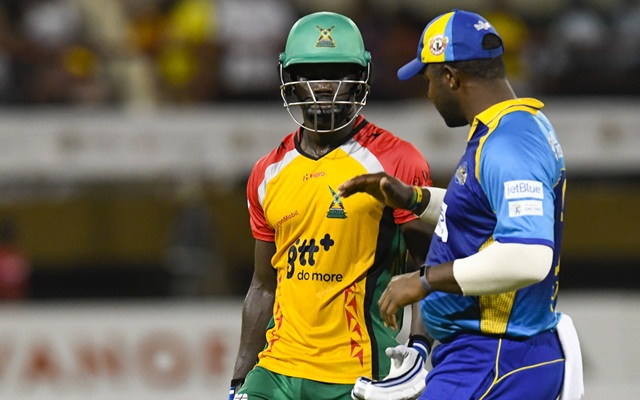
0, 0, 638, 107
0, 0, 638, 300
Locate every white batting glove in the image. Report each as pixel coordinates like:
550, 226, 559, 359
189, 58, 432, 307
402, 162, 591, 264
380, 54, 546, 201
351, 336, 430, 400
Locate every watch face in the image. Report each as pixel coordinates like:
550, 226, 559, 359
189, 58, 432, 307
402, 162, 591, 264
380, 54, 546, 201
419, 265, 431, 293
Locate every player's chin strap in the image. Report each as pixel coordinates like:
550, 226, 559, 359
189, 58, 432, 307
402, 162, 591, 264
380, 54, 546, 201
352, 335, 431, 400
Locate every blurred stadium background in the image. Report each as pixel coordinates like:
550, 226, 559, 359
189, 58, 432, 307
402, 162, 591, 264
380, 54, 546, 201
0, 0, 638, 398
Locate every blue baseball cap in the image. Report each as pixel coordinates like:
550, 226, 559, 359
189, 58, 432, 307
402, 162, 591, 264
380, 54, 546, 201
398, 9, 504, 80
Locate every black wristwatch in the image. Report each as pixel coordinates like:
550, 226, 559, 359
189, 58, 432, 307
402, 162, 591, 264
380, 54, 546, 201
419, 265, 432, 293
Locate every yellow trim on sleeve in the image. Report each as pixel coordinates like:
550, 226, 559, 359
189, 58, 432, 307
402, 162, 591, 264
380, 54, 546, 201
471, 98, 544, 184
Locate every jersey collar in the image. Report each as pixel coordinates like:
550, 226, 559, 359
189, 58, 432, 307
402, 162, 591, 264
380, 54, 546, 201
294, 115, 367, 160
468, 98, 544, 141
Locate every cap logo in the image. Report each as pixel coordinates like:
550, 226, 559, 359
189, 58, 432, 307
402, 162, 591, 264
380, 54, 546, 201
315, 25, 336, 48
474, 20, 492, 31
428, 34, 449, 56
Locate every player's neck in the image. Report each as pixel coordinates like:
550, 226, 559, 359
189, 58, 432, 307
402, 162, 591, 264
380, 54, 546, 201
301, 122, 355, 158
464, 78, 517, 124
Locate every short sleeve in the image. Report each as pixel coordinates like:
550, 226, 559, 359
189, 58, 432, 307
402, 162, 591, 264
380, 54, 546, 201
479, 120, 556, 246
246, 158, 275, 242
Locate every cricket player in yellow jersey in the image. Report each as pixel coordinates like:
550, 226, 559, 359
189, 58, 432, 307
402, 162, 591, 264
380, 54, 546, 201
229, 11, 434, 400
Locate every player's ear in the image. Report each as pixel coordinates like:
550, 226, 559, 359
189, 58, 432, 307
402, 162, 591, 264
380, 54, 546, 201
284, 83, 295, 96
280, 65, 296, 96
352, 64, 371, 97
363, 63, 372, 94
443, 65, 460, 91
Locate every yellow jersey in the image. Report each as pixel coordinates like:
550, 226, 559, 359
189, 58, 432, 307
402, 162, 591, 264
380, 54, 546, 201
246, 116, 432, 383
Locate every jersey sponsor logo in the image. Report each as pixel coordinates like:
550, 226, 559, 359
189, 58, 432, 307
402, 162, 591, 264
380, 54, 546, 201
434, 202, 448, 242
275, 210, 299, 228
286, 233, 342, 282
504, 180, 544, 199
315, 25, 336, 48
303, 171, 325, 181
454, 162, 467, 185
295, 270, 343, 282
327, 186, 347, 219
233, 394, 248, 400
508, 200, 543, 217
428, 34, 448, 56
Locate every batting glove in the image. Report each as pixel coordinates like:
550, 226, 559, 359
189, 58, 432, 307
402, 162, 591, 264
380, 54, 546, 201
351, 335, 430, 400
229, 378, 244, 400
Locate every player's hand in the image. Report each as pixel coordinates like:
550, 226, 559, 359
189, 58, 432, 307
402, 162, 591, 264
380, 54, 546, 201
378, 271, 427, 330
338, 172, 414, 210
351, 336, 430, 400
229, 378, 244, 400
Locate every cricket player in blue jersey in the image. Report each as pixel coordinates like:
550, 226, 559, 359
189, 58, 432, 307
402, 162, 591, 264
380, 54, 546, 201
341, 9, 584, 400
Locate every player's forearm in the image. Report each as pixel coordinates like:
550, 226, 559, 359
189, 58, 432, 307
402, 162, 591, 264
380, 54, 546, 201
231, 285, 275, 380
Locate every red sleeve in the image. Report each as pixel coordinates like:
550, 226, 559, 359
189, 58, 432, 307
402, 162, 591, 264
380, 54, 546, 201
246, 156, 275, 242
389, 140, 432, 225
246, 133, 298, 242
356, 124, 432, 225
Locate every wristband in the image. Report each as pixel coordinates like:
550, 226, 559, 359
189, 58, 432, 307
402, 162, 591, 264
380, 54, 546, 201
407, 186, 423, 212
229, 378, 244, 400
408, 334, 432, 360
419, 265, 432, 293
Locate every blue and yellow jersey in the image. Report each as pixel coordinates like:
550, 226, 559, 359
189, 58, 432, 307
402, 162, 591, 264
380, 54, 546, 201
246, 116, 432, 383
423, 98, 566, 341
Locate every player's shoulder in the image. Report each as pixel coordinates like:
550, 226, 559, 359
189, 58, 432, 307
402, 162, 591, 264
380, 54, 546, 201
495, 107, 549, 136
248, 130, 298, 188
356, 118, 422, 154
253, 131, 298, 170
483, 111, 555, 169
487, 110, 542, 149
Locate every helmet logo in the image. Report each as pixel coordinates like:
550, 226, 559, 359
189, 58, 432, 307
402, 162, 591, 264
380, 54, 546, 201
315, 25, 336, 48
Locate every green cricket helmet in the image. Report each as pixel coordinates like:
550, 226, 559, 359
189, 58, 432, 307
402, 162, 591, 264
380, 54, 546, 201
279, 12, 372, 133
280, 11, 371, 68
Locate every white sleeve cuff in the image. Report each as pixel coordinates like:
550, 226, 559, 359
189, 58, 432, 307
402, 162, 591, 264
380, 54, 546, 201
452, 242, 553, 295
418, 187, 446, 225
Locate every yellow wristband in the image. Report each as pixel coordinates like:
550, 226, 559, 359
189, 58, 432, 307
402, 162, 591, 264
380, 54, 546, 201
409, 186, 423, 211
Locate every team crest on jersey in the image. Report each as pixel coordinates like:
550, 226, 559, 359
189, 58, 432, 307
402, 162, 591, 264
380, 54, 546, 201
455, 161, 468, 185
327, 186, 347, 219
316, 25, 336, 47
429, 34, 448, 56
